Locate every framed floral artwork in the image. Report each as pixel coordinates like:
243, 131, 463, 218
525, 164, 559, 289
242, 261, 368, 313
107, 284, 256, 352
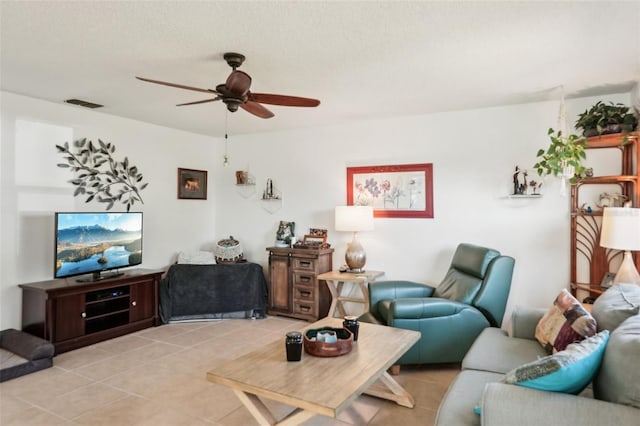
346, 163, 434, 218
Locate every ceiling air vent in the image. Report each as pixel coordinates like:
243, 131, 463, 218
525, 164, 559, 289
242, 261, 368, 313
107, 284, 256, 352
64, 98, 104, 109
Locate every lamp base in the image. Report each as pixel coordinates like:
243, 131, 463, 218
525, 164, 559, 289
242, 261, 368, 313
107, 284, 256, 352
345, 235, 366, 273
613, 251, 640, 285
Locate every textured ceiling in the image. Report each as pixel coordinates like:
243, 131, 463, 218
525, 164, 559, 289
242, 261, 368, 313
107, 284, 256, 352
1, 1, 639, 137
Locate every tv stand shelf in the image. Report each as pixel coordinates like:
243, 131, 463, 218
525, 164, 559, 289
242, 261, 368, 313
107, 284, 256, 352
19, 268, 164, 354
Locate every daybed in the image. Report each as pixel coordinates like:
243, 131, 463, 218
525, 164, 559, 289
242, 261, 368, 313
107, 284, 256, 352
435, 284, 640, 426
159, 262, 268, 323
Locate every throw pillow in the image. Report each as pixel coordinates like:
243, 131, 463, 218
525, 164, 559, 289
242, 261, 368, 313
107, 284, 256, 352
535, 289, 597, 353
176, 251, 216, 265
593, 315, 640, 408
591, 283, 640, 332
503, 330, 609, 395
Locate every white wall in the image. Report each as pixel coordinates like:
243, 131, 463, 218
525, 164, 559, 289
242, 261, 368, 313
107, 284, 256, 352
1, 92, 220, 329
213, 92, 632, 327
1, 90, 631, 330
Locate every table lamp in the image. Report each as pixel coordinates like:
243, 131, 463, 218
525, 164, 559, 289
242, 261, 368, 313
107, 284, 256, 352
335, 206, 374, 273
600, 207, 640, 285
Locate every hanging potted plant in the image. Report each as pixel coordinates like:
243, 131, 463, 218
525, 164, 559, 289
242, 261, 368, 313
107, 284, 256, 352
533, 128, 587, 194
575, 101, 638, 137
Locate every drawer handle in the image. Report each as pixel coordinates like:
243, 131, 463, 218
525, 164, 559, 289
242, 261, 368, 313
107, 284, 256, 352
299, 276, 311, 283
299, 305, 311, 312
300, 290, 311, 297
300, 261, 311, 267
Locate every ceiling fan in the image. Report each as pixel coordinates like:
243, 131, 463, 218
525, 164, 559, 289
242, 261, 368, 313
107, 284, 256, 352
136, 52, 320, 119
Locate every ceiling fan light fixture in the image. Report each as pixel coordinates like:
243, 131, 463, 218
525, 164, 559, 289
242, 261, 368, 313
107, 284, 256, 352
222, 97, 245, 112
136, 52, 319, 119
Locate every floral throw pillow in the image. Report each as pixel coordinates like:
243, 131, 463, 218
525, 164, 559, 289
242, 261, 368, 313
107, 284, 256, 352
535, 289, 597, 353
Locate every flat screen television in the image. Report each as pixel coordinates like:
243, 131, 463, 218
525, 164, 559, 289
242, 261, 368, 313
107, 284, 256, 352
54, 212, 143, 281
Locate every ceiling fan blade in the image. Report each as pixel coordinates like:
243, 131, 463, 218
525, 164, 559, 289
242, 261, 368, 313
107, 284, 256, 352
248, 93, 320, 107
240, 101, 274, 119
176, 98, 220, 106
225, 70, 252, 96
136, 76, 218, 94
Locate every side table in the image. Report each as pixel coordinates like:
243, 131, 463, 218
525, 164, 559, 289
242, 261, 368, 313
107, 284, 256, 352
318, 270, 384, 318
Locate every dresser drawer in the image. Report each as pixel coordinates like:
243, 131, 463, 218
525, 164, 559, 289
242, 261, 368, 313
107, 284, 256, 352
291, 257, 316, 271
293, 272, 315, 287
293, 285, 315, 302
293, 300, 317, 318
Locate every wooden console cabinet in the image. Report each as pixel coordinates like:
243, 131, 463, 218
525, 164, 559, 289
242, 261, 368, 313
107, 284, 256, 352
19, 268, 164, 354
266, 247, 333, 321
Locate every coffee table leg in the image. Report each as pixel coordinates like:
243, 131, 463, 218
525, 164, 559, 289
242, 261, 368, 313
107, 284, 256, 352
363, 372, 415, 408
233, 389, 317, 426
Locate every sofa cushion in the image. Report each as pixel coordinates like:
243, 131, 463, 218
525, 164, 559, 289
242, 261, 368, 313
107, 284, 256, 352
535, 289, 597, 353
591, 284, 640, 332
176, 250, 215, 264
435, 369, 503, 426
462, 327, 548, 374
594, 314, 640, 408
504, 330, 609, 395
482, 382, 640, 426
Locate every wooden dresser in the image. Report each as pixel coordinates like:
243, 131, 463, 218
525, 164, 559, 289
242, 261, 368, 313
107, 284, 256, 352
266, 247, 333, 321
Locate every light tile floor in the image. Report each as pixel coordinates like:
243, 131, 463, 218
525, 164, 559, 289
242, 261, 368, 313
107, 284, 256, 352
0, 316, 459, 425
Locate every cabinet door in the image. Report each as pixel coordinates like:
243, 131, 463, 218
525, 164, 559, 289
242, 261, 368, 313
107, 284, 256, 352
269, 254, 291, 313
130, 279, 154, 322
54, 293, 85, 342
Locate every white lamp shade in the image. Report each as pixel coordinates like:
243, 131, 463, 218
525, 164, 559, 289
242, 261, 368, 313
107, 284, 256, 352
335, 206, 374, 232
600, 207, 640, 251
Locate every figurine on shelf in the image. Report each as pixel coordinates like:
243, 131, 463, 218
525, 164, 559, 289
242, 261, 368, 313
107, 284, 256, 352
581, 203, 593, 214
512, 166, 528, 195
263, 178, 280, 199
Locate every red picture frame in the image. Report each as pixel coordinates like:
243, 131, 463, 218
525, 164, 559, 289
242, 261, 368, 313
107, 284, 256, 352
347, 163, 434, 218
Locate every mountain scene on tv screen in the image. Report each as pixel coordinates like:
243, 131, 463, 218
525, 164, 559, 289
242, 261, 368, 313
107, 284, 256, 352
56, 224, 142, 277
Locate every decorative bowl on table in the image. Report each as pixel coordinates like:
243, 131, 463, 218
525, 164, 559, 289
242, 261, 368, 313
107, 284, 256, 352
303, 327, 353, 357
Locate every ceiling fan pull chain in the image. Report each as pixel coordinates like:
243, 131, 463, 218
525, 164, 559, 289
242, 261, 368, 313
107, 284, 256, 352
223, 110, 229, 166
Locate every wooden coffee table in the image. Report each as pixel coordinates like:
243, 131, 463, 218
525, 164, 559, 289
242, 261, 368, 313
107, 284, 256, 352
206, 317, 420, 425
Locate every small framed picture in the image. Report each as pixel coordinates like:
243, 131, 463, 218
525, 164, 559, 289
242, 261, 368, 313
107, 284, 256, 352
303, 234, 327, 247
600, 272, 616, 288
309, 228, 327, 237
178, 168, 207, 200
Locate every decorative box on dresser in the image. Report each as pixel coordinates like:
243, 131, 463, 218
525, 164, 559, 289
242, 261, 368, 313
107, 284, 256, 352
19, 269, 164, 354
266, 247, 333, 321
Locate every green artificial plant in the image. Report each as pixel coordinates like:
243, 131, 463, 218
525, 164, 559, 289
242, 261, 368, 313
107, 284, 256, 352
575, 101, 638, 137
533, 128, 587, 183
56, 138, 148, 211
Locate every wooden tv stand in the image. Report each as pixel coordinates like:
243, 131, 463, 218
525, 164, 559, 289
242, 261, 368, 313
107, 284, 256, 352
19, 268, 164, 354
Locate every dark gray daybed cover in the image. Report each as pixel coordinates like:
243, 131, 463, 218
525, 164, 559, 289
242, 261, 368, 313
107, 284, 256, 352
159, 262, 268, 323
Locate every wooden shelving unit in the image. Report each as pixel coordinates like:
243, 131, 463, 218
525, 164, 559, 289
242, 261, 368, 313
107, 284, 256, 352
570, 132, 639, 299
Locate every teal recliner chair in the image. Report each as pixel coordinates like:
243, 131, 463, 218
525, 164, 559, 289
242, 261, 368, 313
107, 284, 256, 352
360, 243, 514, 366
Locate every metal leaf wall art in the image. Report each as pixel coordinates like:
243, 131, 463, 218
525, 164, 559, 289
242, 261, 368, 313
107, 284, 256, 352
56, 138, 148, 211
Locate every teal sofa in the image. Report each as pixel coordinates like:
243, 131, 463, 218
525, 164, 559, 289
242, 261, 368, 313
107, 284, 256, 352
436, 284, 640, 426
360, 243, 515, 365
